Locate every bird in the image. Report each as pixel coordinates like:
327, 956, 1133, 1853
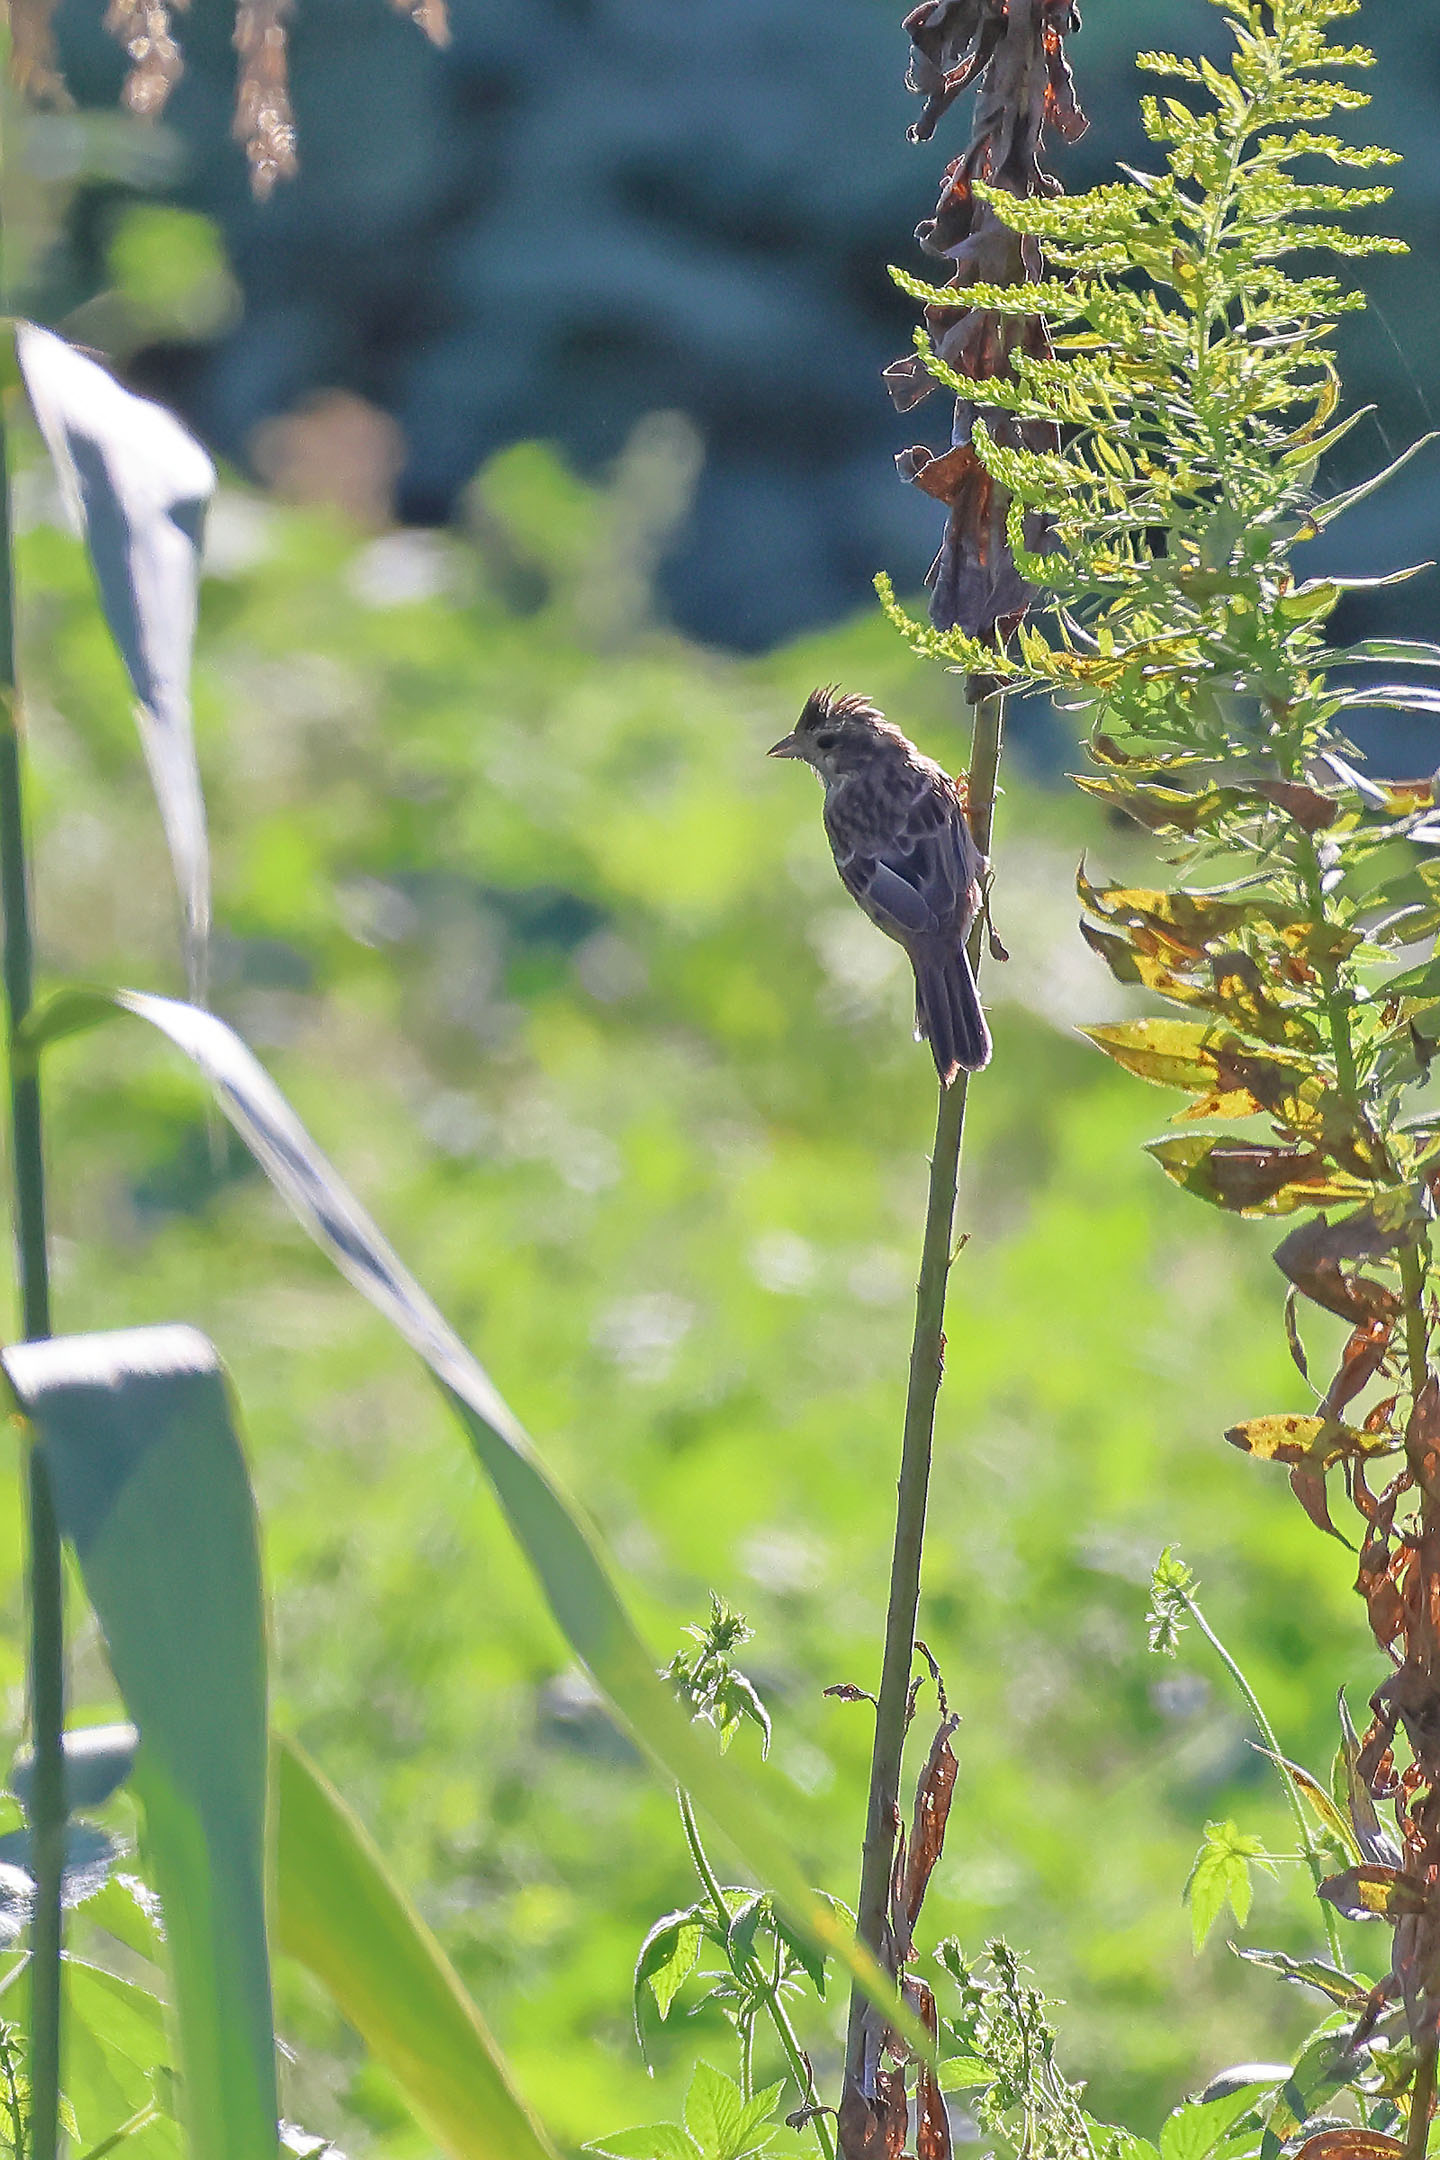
768, 686, 992, 1083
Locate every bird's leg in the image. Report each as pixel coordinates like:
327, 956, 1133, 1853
980, 867, 1009, 962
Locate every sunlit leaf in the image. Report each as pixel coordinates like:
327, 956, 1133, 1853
1080, 1018, 1220, 1092
14, 323, 215, 1002
274, 1734, 558, 2160
0, 1325, 273, 2160
33, 989, 925, 2058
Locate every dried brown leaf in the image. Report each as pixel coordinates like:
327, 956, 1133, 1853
1273, 1200, 1416, 1323
1318, 1864, 1432, 1923
1292, 2131, 1406, 2160
900, 1716, 960, 1937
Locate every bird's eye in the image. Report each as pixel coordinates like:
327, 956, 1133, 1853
813, 729, 839, 750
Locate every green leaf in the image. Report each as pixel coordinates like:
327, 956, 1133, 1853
14, 322, 215, 1002
584, 2128, 699, 2160
1160, 2085, 1280, 2160
2, 1325, 274, 2160
1184, 1821, 1264, 1952
1080, 1019, 1220, 1093
684, 2063, 783, 2160
939, 2054, 996, 2090
725, 1892, 768, 1975
10, 1722, 137, 1815
88, 991, 928, 2063
633, 1906, 706, 2055
1235, 1949, 1371, 2009
274, 1732, 558, 2160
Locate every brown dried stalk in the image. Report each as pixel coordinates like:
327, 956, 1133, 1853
887, 0, 1084, 640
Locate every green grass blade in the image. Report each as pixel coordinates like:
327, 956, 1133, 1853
13, 323, 214, 1004
108, 991, 926, 2058
2, 1324, 276, 2160
274, 1734, 558, 2160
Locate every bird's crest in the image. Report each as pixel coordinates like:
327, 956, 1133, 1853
798, 685, 885, 734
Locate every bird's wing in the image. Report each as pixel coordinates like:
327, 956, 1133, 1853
834, 775, 977, 941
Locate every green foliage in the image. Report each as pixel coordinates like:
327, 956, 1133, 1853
935, 1938, 1102, 2160
273, 1735, 557, 2160
884, 0, 1440, 2135
1184, 1822, 1270, 1952
1, 1326, 274, 2160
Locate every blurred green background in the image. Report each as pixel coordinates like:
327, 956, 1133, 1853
0, 443, 1391, 2149
0, 0, 1428, 2150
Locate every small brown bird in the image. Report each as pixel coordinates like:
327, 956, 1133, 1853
769, 686, 992, 1083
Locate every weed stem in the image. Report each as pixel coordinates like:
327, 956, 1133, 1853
841, 687, 1005, 2091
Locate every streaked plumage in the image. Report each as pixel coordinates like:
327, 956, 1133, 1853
768, 686, 991, 1083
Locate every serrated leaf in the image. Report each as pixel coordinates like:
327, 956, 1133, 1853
684, 2063, 783, 2160
1184, 1821, 1263, 1952
584, 2127, 699, 2160
939, 2055, 995, 2090
1161, 2086, 1283, 2160
634, 1907, 706, 2039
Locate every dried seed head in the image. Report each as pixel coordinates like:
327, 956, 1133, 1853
8, 0, 70, 106
390, 0, 448, 44
233, 0, 297, 199
105, 0, 188, 119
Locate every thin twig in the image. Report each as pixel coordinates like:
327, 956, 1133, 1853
841, 686, 1006, 2093
677, 1789, 836, 2160
0, 72, 64, 2160
1178, 1588, 1343, 1968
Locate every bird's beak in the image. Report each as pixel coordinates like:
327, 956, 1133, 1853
767, 733, 802, 759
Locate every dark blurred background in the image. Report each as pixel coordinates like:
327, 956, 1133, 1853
34, 0, 1440, 667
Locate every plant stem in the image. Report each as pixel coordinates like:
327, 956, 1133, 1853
1179, 1588, 1342, 1967
842, 686, 1006, 2091
1409, 2044, 1436, 2160
677, 1790, 836, 2160
0, 81, 64, 2158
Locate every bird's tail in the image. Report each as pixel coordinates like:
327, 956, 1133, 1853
915, 946, 992, 1084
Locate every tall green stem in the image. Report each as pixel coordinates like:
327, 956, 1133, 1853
677, 1790, 835, 2160
0, 85, 65, 2159
842, 687, 1006, 2093
1178, 1587, 1342, 1967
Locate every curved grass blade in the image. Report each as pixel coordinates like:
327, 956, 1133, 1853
29, 988, 926, 2057
275, 1734, 557, 2160
1, 1324, 275, 2160
13, 324, 215, 1004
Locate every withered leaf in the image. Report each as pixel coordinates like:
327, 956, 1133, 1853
1318, 1865, 1432, 1923
1080, 1018, 1220, 1093
838, 2063, 908, 2160
907, 1978, 952, 2160
901, 1716, 960, 1933
1273, 1200, 1417, 1322
1073, 774, 1241, 836
1250, 779, 1339, 833
1405, 1375, 1440, 1495
1320, 1318, 1392, 1420
1147, 1136, 1371, 1216
1225, 1413, 1389, 1470
1291, 2132, 1406, 2160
